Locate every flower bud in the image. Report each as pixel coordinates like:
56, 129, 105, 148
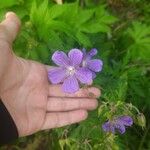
137, 113, 146, 128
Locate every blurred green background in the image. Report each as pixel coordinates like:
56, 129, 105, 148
0, 0, 150, 149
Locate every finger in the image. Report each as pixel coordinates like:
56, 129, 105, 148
49, 85, 101, 98
42, 110, 88, 130
47, 97, 98, 111
0, 12, 21, 44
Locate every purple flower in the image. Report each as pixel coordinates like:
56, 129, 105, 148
102, 116, 133, 134
48, 49, 93, 93
82, 48, 103, 78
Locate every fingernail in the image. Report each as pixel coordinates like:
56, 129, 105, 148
88, 87, 101, 98
5, 12, 15, 18
88, 92, 96, 98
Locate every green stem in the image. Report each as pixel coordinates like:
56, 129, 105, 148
138, 124, 150, 150
131, 105, 140, 114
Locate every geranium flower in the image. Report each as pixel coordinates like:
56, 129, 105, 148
102, 116, 133, 134
82, 48, 103, 78
48, 49, 93, 93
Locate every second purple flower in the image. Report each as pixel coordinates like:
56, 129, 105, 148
102, 116, 133, 134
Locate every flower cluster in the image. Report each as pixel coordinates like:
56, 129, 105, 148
102, 116, 133, 134
48, 48, 103, 93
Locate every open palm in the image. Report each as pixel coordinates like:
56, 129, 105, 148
0, 12, 100, 137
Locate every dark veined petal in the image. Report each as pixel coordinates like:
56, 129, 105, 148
88, 48, 97, 57
68, 49, 83, 66
48, 67, 67, 84
118, 116, 133, 127
102, 121, 115, 134
62, 75, 79, 93
114, 122, 126, 134
75, 68, 92, 84
87, 59, 103, 72
52, 51, 70, 67
92, 71, 96, 79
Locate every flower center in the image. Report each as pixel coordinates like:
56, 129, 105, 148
67, 66, 76, 75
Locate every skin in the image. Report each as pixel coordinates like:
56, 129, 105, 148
0, 12, 101, 137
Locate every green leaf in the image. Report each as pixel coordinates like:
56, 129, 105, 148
80, 22, 110, 33
79, 5, 117, 34
47, 31, 64, 50
30, 0, 49, 27
76, 8, 94, 25
95, 5, 117, 24
126, 21, 150, 61
55, 2, 78, 24
48, 20, 75, 40
76, 31, 92, 47
49, 4, 67, 19
0, 0, 20, 9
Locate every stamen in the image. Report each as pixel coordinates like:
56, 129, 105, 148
67, 66, 76, 75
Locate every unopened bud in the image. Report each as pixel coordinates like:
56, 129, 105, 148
137, 113, 146, 128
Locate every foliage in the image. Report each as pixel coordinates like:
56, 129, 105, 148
0, 0, 150, 149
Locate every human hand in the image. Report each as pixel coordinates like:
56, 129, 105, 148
0, 12, 100, 137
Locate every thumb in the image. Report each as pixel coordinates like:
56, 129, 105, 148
0, 12, 21, 44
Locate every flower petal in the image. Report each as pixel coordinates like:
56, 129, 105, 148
118, 116, 133, 127
102, 121, 115, 133
87, 59, 103, 72
48, 67, 67, 84
92, 71, 96, 79
52, 51, 70, 67
88, 48, 97, 57
75, 68, 92, 84
62, 75, 79, 93
68, 49, 83, 66
115, 122, 126, 134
